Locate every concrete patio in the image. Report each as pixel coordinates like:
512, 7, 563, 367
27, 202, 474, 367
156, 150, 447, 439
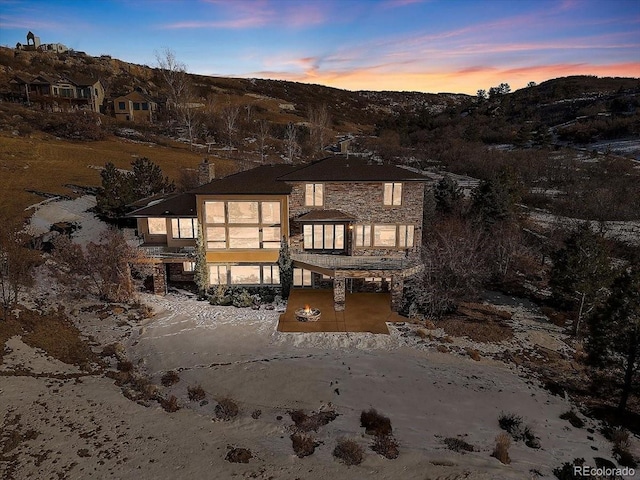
277, 289, 405, 334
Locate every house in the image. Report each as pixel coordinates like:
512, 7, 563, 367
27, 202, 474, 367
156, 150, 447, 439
15, 31, 68, 53
128, 156, 429, 311
8, 74, 105, 112
113, 90, 157, 123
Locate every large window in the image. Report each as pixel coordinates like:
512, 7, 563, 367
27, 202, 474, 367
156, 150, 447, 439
305, 184, 323, 207
294, 268, 312, 287
230, 266, 261, 285
383, 182, 402, 206
359, 224, 415, 248
303, 224, 344, 250
209, 265, 227, 285
203, 200, 282, 250
147, 217, 167, 235
183, 261, 195, 272
207, 264, 279, 285
171, 218, 197, 239
354, 224, 371, 247
262, 265, 280, 284
373, 225, 397, 247
398, 225, 415, 248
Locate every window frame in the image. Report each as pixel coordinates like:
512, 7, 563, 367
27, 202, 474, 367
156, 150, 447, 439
304, 183, 324, 207
383, 182, 403, 206
171, 218, 197, 239
303, 223, 345, 251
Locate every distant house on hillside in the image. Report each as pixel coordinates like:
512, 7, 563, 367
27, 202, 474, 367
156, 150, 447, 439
8, 74, 105, 112
128, 155, 429, 311
15, 31, 69, 54
113, 90, 157, 123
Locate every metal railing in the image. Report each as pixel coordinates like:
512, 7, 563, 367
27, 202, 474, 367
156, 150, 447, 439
291, 253, 416, 271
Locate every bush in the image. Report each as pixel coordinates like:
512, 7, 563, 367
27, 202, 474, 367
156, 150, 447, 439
498, 412, 540, 448
491, 433, 510, 464
559, 410, 584, 428
208, 285, 232, 306
289, 409, 338, 432
443, 437, 474, 453
225, 447, 252, 463
553, 458, 585, 479
161, 370, 180, 387
291, 432, 318, 458
333, 438, 364, 465
612, 428, 637, 467
232, 288, 253, 308
360, 409, 392, 436
371, 434, 399, 459
159, 395, 180, 413
187, 384, 206, 402
215, 397, 239, 420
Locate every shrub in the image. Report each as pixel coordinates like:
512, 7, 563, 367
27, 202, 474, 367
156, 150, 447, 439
371, 434, 399, 459
232, 288, 253, 308
161, 370, 180, 387
443, 437, 474, 453
559, 410, 584, 428
215, 397, 239, 420
360, 409, 392, 436
160, 395, 180, 413
291, 432, 318, 458
498, 412, 540, 448
491, 433, 510, 464
225, 447, 252, 463
208, 285, 232, 306
251, 409, 262, 419
466, 348, 481, 361
289, 409, 338, 432
333, 438, 364, 466
553, 458, 585, 479
117, 360, 134, 372
612, 428, 637, 467
187, 384, 206, 402
522, 425, 541, 449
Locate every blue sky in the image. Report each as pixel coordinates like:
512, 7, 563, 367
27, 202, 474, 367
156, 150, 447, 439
1, 0, 638, 93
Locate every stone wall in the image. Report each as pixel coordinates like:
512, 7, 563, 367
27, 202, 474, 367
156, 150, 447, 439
168, 263, 195, 282
152, 264, 167, 295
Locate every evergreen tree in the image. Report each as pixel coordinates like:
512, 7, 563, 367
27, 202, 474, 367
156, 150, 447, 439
96, 162, 134, 218
131, 157, 175, 199
587, 266, 640, 414
194, 223, 208, 296
434, 175, 463, 215
470, 178, 511, 227
550, 223, 611, 334
277, 236, 293, 299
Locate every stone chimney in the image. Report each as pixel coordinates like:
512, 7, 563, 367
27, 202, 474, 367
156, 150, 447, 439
198, 158, 215, 186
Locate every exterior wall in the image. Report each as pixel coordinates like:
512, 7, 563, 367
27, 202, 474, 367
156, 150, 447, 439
114, 93, 155, 122
288, 181, 425, 261
137, 218, 168, 245
168, 263, 194, 282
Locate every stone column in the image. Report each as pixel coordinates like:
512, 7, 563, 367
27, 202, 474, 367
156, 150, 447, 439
390, 275, 404, 312
333, 275, 345, 311
153, 263, 167, 296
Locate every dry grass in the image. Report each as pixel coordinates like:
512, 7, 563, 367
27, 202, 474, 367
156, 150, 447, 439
466, 348, 481, 361
371, 434, 399, 459
333, 438, 364, 465
560, 410, 585, 428
290, 432, 318, 458
159, 395, 180, 413
289, 409, 338, 433
439, 316, 513, 343
491, 433, 511, 464
443, 437, 474, 453
160, 370, 180, 387
225, 447, 252, 463
187, 384, 206, 402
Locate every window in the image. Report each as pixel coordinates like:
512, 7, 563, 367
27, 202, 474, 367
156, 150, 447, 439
373, 225, 397, 247
383, 182, 402, 206
294, 268, 312, 287
228, 227, 260, 249
209, 265, 227, 285
204, 201, 225, 223
53, 87, 59, 95
133, 102, 141, 110
142, 102, 149, 110
262, 265, 280, 284
262, 227, 281, 249
118, 101, 126, 110
228, 201, 259, 223
305, 184, 323, 206
206, 227, 226, 249
147, 217, 167, 235
303, 224, 345, 250
354, 224, 371, 247
261, 201, 280, 224
398, 225, 415, 248
230, 266, 261, 285
171, 218, 197, 239
183, 261, 195, 272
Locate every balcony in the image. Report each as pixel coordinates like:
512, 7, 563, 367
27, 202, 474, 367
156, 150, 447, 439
140, 244, 195, 259
291, 253, 420, 272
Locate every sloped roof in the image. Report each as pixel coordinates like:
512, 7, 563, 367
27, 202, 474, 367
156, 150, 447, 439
189, 164, 298, 195
128, 193, 196, 217
295, 209, 356, 222
276, 156, 428, 182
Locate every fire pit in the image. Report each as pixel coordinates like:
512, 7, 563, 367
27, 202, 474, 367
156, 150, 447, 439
295, 304, 321, 322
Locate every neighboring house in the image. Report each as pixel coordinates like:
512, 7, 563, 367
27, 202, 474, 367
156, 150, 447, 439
15, 31, 69, 53
8, 74, 105, 112
128, 156, 429, 311
113, 90, 157, 123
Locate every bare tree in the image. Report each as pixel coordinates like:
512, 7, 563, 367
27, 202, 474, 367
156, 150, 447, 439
308, 103, 331, 153
50, 228, 141, 303
155, 48, 189, 111
284, 123, 301, 164
221, 104, 240, 148
255, 119, 270, 163
0, 222, 39, 319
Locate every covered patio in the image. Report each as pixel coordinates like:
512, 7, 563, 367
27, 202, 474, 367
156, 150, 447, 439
277, 289, 406, 334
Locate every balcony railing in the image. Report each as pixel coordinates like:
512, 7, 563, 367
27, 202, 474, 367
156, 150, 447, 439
140, 244, 195, 259
291, 253, 417, 271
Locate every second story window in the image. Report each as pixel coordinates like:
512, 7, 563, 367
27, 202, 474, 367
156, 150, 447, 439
118, 101, 126, 110
383, 182, 402, 206
305, 183, 323, 207
171, 218, 197, 239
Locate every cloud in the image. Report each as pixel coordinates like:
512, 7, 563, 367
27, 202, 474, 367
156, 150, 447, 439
0, 14, 66, 31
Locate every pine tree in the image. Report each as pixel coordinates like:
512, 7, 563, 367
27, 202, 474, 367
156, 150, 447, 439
587, 266, 640, 414
96, 162, 134, 218
277, 236, 293, 299
470, 178, 510, 227
131, 157, 175, 199
433, 175, 463, 215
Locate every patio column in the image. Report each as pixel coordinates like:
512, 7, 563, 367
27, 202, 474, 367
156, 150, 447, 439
390, 275, 403, 312
153, 263, 167, 296
333, 275, 345, 311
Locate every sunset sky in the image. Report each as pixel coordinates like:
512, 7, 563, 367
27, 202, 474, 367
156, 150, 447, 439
0, 0, 638, 94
